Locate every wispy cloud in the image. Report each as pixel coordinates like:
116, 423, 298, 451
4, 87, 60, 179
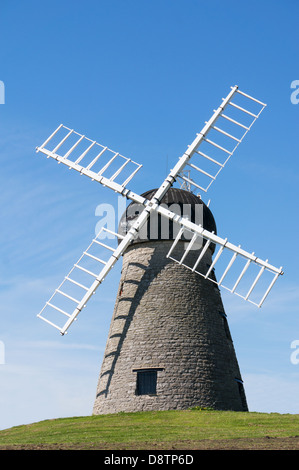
22, 340, 101, 351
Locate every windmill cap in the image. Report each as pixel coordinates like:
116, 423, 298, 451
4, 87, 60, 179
118, 187, 217, 245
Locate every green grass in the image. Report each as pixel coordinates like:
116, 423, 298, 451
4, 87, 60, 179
0, 410, 298, 449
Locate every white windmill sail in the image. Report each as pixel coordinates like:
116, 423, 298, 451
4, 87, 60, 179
37, 227, 125, 334
35, 86, 265, 206
36, 124, 143, 192
162, 212, 283, 308
173, 86, 266, 194
37, 203, 153, 335
36, 85, 283, 334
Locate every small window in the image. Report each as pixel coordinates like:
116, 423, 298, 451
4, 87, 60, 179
118, 282, 124, 297
133, 368, 164, 395
218, 311, 232, 342
235, 378, 247, 410
135, 370, 157, 395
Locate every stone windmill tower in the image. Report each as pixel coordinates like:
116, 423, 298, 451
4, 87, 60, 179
93, 187, 248, 413
35, 85, 283, 413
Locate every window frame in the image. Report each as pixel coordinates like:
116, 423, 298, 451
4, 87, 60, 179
133, 367, 164, 396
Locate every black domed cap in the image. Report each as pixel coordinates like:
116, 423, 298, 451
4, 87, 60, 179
118, 187, 217, 245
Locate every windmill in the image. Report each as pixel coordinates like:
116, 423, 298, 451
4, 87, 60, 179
36, 85, 283, 412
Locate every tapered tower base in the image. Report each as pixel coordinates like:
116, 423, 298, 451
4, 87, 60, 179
93, 240, 248, 414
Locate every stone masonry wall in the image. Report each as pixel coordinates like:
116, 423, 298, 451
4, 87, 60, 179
93, 240, 248, 414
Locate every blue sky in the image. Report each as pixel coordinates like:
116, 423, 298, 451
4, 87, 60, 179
0, 0, 299, 430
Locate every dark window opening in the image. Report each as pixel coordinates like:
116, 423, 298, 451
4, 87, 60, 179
119, 282, 124, 297
235, 378, 247, 411
136, 370, 157, 395
218, 311, 232, 342
134, 369, 164, 396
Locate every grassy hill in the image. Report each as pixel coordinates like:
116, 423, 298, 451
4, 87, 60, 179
0, 409, 299, 450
